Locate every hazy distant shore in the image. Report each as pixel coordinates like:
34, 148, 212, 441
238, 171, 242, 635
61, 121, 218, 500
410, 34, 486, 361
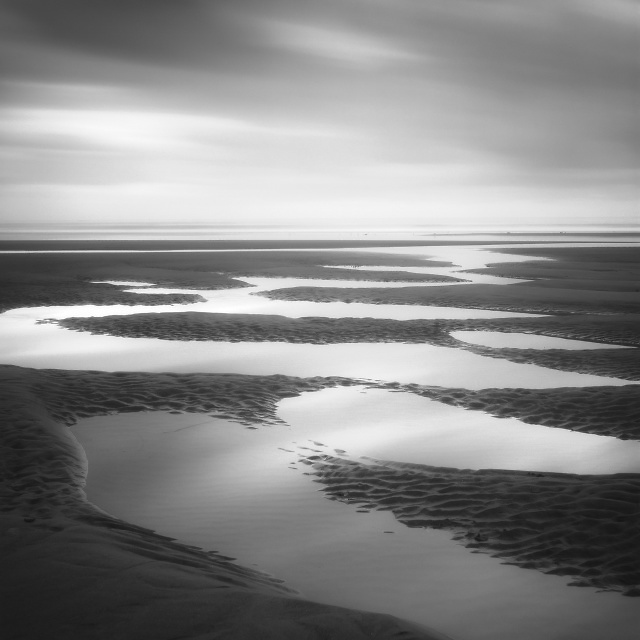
0, 238, 553, 252
5, 233, 628, 251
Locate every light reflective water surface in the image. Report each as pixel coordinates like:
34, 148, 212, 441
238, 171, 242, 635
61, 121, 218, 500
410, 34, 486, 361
280, 387, 640, 475
73, 401, 640, 640
0, 322, 629, 388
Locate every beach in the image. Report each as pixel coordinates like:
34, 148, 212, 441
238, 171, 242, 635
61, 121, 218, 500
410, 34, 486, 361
1, 236, 639, 639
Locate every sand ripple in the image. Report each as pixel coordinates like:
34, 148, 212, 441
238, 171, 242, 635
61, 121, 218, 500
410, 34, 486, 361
53, 312, 640, 381
301, 454, 640, 596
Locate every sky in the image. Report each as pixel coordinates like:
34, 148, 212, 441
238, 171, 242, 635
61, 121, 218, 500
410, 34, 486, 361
0, 0, 638, 233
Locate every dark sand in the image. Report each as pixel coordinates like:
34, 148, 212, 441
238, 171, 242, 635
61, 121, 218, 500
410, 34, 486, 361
0, 247, 460, 314
1, 240, 639, 638
468, 246, 640, 292
53, 312, 640, 381
54, 312, 640, 348
301, 454, 640, 596
260, 282, 640, 315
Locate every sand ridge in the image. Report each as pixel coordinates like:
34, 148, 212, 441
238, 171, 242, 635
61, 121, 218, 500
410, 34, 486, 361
0, 282, 206, 314
299, 454, 640, 596
51, 311, 640, 382
53, 312, 640, 348
259, 283, 640, 315
18, 366, 362, 428
469, 246, 640, 292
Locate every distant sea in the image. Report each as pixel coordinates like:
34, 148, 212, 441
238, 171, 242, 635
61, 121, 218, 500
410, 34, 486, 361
2, 223, 639, 242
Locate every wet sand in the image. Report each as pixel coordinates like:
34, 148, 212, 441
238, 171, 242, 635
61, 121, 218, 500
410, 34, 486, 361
0, 247, 456, 314
260, 282, 640, 314
1, 239, 639, 639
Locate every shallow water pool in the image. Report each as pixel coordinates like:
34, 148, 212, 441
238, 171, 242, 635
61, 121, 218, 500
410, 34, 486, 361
72, 402, 640, 640
279, 387, 640, 475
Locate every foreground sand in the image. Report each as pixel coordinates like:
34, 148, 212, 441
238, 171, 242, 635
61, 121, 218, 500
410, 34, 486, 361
0, 365, 449, 640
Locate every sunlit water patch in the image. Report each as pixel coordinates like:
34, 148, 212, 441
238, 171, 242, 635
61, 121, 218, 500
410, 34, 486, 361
72, 407, 640, 640
0, 321, 629, 388
279, 387, 640, 475
345, 245, 555, 283
451, 331, 634, 350
121, 277, 542, 320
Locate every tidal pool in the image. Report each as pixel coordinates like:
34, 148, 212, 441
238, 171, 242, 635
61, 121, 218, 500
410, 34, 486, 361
71, 398, 640, 640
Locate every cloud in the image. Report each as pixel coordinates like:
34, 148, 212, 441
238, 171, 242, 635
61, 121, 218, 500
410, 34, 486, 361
0, 106, 316, 151
257, 18, 420, 67
0, 0, 637, 228
0, 99, 356, 193
345, 0, 640, 183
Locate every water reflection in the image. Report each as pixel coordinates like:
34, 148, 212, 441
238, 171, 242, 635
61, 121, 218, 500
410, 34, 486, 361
72, 406, 640, 640
122, 276, 541, 320
280, 387, 640, 474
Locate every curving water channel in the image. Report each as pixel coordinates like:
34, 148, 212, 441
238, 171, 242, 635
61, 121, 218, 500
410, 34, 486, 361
0, 257, 630, 386
0, 319, 629, 388
280, 387, 640, 475
72, 388, 640, 640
